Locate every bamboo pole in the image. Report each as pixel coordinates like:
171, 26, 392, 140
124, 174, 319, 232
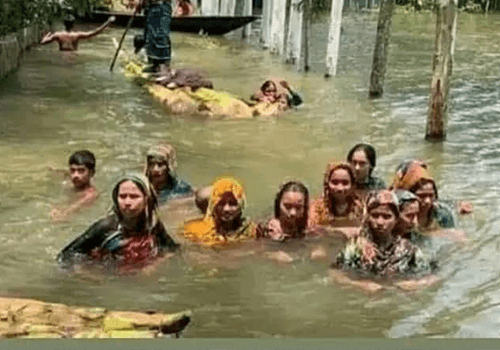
242, 0, 253, 38
301, 0, 310, 71
425, 0, 457, 141
325, 0, 344, 77
368, 0, 395, 98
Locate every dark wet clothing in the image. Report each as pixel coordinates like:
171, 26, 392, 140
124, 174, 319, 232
431, 201, 456, 229
335, 235, 436, 278
144, 1, 172, 63
57, 213, 179, 270
287, 90, 303, 107
359, 174, 386, 191
157, 176, 193, 204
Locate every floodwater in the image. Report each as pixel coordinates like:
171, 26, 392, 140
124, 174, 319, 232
0, 12, 500, 337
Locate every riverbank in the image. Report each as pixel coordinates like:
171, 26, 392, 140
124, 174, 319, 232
0, 25, 46, 80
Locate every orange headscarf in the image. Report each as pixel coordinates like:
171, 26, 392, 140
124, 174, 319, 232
181, 177, 254, 247
391, 160, 438, 198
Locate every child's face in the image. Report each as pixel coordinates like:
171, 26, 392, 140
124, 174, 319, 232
70, 164, 92, 190
279, 191, 306, 227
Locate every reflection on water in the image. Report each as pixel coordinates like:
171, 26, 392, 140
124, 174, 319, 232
1, 13, 500, 337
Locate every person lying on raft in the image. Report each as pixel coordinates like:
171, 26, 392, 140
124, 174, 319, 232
309, 161, 364, 237
249, 80, 303, 109
180, 178, 256, 247
49, 150, 99, 222
174, 0, 196, 17
346, 143, 386, 195
57, 175, 179, 272
40, 15, 115, 51
145, 144, 193, 205
330, 190, 439, 293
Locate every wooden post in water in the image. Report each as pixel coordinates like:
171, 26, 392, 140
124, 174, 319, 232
282, 0, 292, 56
242, 0, 253, 38
426, 0, 457, 141
285, 0, 303, 65
301, 0, 311, 71
325, 0, 344, 77
368, 0, 395, 98
270, 0, 287, 55
261, 0, 274, 47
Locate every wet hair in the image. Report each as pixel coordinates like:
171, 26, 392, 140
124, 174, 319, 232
261, 80, 277, 92
274, 181, 309, 234
395, 190, 419, 211
409, 179, 439, 200
347, 143, 377, 176
63, 15, 76, 31
69, 150, 96, 174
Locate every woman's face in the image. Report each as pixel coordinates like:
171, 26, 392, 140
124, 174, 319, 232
263, 83, 277, 97
328, 168, 352, 199
118, 181, 147, 219
147, 157, 168, 185
368, 204, 397, 238
414, 181, 436, 213
350, 150, 371, 184
215, 192, 241, 223
279, 191, 306, 227
399, 200, 419, 232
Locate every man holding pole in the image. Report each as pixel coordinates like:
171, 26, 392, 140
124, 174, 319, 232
135, 0, 173, 73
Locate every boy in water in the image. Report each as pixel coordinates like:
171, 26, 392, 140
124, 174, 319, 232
40, 15, 116, 51
50, 150, 99, 221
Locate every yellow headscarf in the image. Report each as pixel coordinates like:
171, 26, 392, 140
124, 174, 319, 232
181, 177, 254, 247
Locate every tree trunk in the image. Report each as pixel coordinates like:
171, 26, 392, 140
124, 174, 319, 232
426, 0, 457, 141
302, 0, 310, 71
201, 0, 219, 15
261, 0, 273, 47
285, 0, 303, 65
242, 0, 253, 38
368, 0, 395, 98
325, 0, 344, 77
270, 0, 287, 55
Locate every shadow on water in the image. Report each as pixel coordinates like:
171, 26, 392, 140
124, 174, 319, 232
1, 13, 500, 337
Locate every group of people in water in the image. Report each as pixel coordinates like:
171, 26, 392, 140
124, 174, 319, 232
52, 142, 472, 292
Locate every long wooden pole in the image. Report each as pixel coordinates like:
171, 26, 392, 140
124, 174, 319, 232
110, 9, 138, 72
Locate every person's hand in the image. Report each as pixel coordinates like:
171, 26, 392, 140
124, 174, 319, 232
109, 16, 116, 22
50, 208, 68, 222
458, 200, 473, 215
279, 80, 291, 90
267, 219, 289, 241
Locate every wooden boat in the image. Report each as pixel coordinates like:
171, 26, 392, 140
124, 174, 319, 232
85, 11, 258, 35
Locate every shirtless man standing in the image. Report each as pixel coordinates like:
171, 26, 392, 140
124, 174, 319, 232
40, 15, 116, 51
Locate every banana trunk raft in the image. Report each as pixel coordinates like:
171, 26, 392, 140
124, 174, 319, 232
123, 59, 286, 120
0, 296, 191, 338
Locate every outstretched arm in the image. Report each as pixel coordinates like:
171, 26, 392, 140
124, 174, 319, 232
40, 32, 57, 45
78, 16, 116, 40
328, 269, 384, 293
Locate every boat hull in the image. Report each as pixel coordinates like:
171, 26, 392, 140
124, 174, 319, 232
85, 11, 258, 35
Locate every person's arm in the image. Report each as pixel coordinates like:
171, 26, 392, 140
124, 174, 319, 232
51, 188, 99, 222
154, 222, 180, 253
40, 32, 57, 45
280, 80, 303, 107
328, 269, 384, 293
78, 16, 116, 40
393, 274, 441, 291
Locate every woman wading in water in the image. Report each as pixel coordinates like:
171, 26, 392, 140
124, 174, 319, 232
330, 190, 438, 292
57, 175, 179, 272
309, 162, 364, 237
180, 178, 256, 247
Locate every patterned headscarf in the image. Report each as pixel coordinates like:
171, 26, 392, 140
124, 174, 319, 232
145, 144, 178, 179
395, 189, 418, 210
182, 177, 252, 246
390, 159, 438, 198
111, 174, 159, 233
365, 190, 399, 218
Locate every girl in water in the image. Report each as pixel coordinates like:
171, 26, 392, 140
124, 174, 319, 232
180, 177, 256, 247
57, 175, 179, 272
346, 143, 386, 193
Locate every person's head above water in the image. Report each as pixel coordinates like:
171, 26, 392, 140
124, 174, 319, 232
394, 190, 419, 235
260, 80, 278, 97
68, 150, 95, 190
208, 178, 245, 225
274, 181, 309, 235
365, 190, 399, 240
63, 15, 76, 31
111, 174, 158, 229
324, 161, 355, 202
145, 144, 177, 190
347, 143, 377, 185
